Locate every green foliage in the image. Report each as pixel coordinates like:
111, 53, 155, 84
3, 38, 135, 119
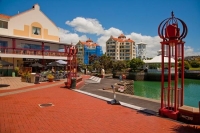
14, 67, 19, 72
149, 64, 157, 69
89, 54, 98, 64
92, 61, 101, 72
113, 60, 127, 71
178, 61, 190, 69
130, 58, 144, 71
190, 60, 200, 68
87, 65, 93, 72
98, 54, 113, 71
125, 60, 130, 68
189, 68, 200, 70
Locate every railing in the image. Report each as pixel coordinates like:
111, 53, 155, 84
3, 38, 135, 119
0, 47, 67, 57
148, 68, 176, 73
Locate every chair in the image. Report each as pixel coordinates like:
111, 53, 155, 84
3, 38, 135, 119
39, 72, 47, 82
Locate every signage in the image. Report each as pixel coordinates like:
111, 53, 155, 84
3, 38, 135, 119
180, 114, 193, 121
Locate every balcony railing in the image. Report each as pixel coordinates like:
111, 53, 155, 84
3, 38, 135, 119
0, 47, 67, 57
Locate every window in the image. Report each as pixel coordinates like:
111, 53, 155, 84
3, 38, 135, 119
44, 46, 50, 51
0, 20, 8, 29
0, 41, 8, 47
20, 43, 50, 51
32, 27, 41, 35
0, 41, 8, 53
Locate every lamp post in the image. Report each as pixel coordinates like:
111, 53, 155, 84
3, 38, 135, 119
158, 12, 187, 120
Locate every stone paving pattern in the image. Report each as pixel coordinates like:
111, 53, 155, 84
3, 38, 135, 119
0, 76, 200, 133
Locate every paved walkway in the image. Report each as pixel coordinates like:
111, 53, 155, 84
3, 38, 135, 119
0, 76, 200, 133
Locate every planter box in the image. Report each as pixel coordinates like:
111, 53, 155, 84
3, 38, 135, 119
21, 77, 26, 82
48, 78, 54, 82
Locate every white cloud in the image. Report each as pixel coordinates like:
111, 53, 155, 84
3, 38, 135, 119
97, 27, 123, 54
66, 17, 104, 35
61, 17, 200, 58
104, 27, 123, 36
58, 27, 87, 45
127, 33, 162, 57
184, 46, 200, 57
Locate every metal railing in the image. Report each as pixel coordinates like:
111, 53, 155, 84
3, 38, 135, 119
0, 47, 67, 57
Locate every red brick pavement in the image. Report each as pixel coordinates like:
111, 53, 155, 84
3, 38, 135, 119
1, 82, 200, 133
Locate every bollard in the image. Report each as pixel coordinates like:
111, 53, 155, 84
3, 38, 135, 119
109, 85, 120, 105
119, 75, 122, 81
199, 101, 200, 113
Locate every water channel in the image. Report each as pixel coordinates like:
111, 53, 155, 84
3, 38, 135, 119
134, 78, 200, 108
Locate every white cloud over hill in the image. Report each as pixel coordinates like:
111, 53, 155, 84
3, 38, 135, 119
59, 17, 199, 58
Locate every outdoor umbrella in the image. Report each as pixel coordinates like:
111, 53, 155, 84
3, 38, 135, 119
0, 60, 13, 67
47, 61, 63, 67
56, 60, 67, 65
30, 62, 44, 73
30, 62, 44, 67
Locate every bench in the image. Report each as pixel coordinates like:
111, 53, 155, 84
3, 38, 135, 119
104, 74, 113, 78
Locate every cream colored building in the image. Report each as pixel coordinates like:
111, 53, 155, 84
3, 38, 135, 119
106, 34, 136, 60
0, 4, 71, 76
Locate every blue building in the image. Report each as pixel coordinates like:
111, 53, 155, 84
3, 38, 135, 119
76, 39, 103, 65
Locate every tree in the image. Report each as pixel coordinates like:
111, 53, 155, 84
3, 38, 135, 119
113, 60, 128, 71
178, 61, 190, 70
99, 54, 113, 72
190, 60, 200, 68
89, 54, 98, 64
129, 58, 144, 71
92, 60, 101, 73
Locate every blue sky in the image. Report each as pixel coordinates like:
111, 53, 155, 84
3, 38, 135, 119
0, 0, 200, 57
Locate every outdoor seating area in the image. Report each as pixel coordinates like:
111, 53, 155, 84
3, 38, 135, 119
17, 60, 69, 83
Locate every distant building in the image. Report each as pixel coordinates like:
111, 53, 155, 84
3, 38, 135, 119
76, 39, 103, 65
137, 41, 147, 60
106, 34, 136, 60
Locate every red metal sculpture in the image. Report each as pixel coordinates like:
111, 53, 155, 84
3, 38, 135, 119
65, 45, 78, 88
158, 12, 188, 120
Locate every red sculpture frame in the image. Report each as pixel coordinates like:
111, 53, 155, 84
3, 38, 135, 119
158, 12, 188, 120
65, 45, 78, 88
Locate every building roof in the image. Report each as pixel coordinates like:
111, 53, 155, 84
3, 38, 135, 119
110, 35, 134, 43
0, 14, 11, 20
118, 34, 126, 38
143, 55, 175, 63
86, 38, 93, 42
1, 4, 58, 29
137, 41, 147, 45
78, 39, 99, 46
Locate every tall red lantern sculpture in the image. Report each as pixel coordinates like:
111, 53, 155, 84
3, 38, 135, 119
65, 45, 78, 88
158, 12, 188, 120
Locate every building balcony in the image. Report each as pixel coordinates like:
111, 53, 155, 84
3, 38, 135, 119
0, 47, 71, 60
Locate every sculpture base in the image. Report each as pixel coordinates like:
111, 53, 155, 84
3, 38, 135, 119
108, 99, 121, 105
159, 107, 179, 120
